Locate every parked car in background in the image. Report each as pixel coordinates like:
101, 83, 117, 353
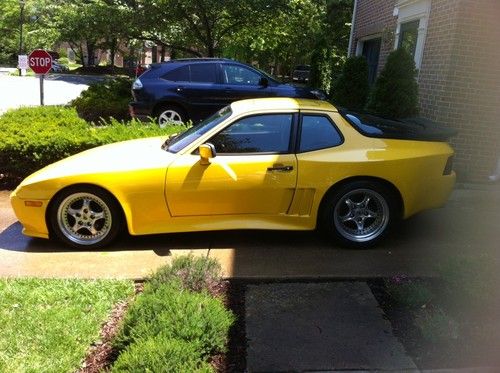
11, 98, 456, 249
292, 65, 311, 83
51, 60, 69, 73
129, 58, 326, 126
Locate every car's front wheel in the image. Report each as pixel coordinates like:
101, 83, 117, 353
320, 181, 397, 248
48, 186, 122, 249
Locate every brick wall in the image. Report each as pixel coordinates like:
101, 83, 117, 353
419, 0, 500, 181
352, 0, 500, 182
350, 0, 397, 73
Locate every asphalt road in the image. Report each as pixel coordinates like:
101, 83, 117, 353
0, 74, 102, 114
0, 186, 499, 279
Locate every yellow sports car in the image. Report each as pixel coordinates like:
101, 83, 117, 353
10, 98, 456, 249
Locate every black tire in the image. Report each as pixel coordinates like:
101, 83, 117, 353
319, 180, 398, 248
156, 104, 187, 127
48, 186, 123, 249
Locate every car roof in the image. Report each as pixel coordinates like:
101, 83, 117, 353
230, 98, 337, 114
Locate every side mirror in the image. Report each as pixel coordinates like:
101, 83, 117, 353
258, 77, 268, 87
199, 143, 216, 165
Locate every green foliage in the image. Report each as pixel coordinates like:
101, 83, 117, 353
71, 78, 132, 123
366, 48, 419, 118
114, 283, 233, 355
331, 56, 369, 110
0, 278, 133, 373
112, 256, 234, 372
148, 255, 223, 293
112, 337, 213, 373
0, 106, 182, 183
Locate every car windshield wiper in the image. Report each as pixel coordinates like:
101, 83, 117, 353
161, 133, 178, 150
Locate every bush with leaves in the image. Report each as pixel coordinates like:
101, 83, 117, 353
331, 56, 370, 111
0, 106, 183, 186
366, 48, 419, 118
71, 77, 132, 123
112, 256, 234, 372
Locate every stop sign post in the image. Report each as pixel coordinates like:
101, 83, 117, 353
28, 50, 52, 106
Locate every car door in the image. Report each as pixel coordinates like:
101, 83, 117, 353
165, 113, 297, 216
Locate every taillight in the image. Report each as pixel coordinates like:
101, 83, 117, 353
443, 156, 453, 175
132, 78, 143, 90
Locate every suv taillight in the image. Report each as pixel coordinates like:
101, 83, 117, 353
132, 78, 143, 90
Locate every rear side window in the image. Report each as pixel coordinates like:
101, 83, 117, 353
161, 63, 217, 83
190, 63, 217, 83
299, 115, 343, 152
162, 66, 189, 82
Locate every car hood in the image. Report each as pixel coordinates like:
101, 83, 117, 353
18, 136, 174, 188
274, 83, 326, 100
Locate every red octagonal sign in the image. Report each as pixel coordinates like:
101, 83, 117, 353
29, 49, 52, 74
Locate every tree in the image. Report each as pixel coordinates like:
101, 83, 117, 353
366, 48, 419, 118
331, 56, 369, 111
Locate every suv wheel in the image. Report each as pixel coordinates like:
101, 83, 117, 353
157, 105, 186, 128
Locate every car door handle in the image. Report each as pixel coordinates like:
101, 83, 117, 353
267, 165, 294, 172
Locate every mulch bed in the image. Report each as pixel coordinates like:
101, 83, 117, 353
368, 278, 500, 369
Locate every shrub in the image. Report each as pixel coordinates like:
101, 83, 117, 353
114, 282, 234, 356
331, 56, 370, 111
112, 337, 213, 373
366, 48, 419, 118
147, 255, 223, 294
71, 77, 132, 123
0, 106, 183, 185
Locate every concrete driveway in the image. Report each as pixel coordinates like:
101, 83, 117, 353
0, 186, 499, 279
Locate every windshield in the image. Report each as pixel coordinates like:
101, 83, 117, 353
165, 106, 232, 153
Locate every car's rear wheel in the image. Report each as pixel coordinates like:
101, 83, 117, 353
49, 186, 122, 249
156, 105, 186, 128
320, 181, 397, 248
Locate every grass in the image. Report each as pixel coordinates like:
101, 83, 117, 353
0, 278, 134, 373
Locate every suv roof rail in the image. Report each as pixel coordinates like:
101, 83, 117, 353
161, 57, 234, 63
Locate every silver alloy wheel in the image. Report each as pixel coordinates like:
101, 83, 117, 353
333, 188, 390, 243
56, 192, 112, 246
158, 109, 183, 128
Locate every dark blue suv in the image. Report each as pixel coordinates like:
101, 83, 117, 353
129, 58, 326, 126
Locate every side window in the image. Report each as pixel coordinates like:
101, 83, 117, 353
222, 65, 261, 85
190, 63, 217, 83
162, 66, 189, 82
209, 114, 293, 154
299, 115, 343, 152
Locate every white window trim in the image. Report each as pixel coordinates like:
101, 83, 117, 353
393, 0, 431, 69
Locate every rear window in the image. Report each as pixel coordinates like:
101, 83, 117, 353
162, 66, 189, 82
162, 63, 217, 83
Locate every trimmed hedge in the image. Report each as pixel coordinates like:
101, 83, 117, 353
112, 256, 234, 372
0, 106, 184, 185
331, 56, 370, 111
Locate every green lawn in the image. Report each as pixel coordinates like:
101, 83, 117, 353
0, 278, 134, 373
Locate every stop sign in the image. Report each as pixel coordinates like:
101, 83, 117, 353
28, 49, 52, 74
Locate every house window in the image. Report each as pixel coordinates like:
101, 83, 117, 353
361, 38, 381, 85
393, 0, 431, 70
398, 20, 419, 58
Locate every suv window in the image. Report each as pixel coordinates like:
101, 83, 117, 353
209, 114, 293, 154
222, 65, 261, 85
299, 115, 343, 152
162, 66, 189, 82
190, 63, 217, 83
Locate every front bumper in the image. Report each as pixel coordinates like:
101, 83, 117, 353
129, 101, 154, 121
10, 190, 50, 239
